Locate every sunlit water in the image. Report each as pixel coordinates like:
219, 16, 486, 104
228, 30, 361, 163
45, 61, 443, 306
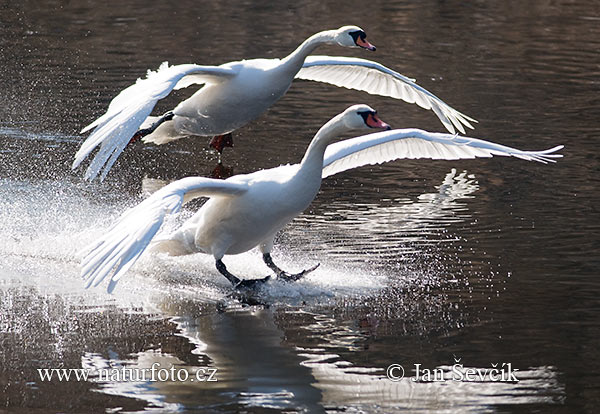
1, 1, 599, 413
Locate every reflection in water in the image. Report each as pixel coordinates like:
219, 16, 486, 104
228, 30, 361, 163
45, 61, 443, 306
82, 352, 183, 412
304, 355, 563, 413
0, 283, 173, 412
291, 309, 565, 413
210, 162, 234, 179
75, 300, 564, 413
77, 307, 324, 413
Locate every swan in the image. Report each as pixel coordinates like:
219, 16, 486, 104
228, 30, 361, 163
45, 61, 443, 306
72, 25, 477, 181
80, 104, 563, 293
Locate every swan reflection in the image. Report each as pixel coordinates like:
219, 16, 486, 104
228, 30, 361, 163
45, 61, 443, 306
79, 303, 565, 413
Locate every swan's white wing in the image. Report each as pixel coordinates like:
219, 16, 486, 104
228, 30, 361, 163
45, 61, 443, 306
81, 177, 248, 293
322, 128, 564, 178
297, 56, 477, 135
73, 62, 236, 181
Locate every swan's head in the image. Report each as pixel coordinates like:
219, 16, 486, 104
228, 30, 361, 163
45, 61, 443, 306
342, 104, 391, 130
334, 26, 376, 51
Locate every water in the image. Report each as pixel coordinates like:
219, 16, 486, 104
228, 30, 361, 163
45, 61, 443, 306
1, 0, 599, 412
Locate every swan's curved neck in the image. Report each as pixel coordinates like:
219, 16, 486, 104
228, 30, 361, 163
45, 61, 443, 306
282, 30, 337, 72
300, 113, 348, 168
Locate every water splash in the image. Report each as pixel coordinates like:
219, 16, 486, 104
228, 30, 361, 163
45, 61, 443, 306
0, 167, 480, 304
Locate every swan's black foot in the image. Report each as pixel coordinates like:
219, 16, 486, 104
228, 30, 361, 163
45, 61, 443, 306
234, 275, 271, 290
279, 263, 320, 282
216, 259, 271, 290
262, 253, 319, 282
209, 133, 234, 154
129, 111, 174, 144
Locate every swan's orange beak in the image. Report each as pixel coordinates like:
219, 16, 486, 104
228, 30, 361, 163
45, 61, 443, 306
366, 113, 391, 130
356, 36, 376, 51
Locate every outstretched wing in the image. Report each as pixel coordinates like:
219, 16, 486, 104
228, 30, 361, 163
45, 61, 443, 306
297, 56, 476, 135
73, 62, 236, 181
81, 177, 248, 292
322, 128, 564, 178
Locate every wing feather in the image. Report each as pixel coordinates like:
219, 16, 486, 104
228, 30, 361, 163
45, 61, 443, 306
81, 177, 248, 292
74, 62, 236, 181
298, 56, 476, 134
322, 129, 564, 179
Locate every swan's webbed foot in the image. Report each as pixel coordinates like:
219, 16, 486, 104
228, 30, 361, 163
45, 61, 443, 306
216, 259, 270, 290
262, 253, 319, 282
278, 264, 320, 282
208, 133, 234, 155
129, 111, 174, 144
234, 276, 271, 290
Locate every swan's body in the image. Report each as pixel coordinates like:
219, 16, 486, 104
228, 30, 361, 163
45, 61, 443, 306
159, 163, 316, 257
73, 26, 476, 181
155, 59, 295, 140
81, 105, 562, 293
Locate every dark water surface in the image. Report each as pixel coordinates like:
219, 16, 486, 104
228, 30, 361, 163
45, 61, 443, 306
1, 1, 599, 413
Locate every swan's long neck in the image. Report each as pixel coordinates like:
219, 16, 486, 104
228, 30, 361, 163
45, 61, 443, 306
299, 112, 348, 172
281, 30, 337, 74
285, 113, 349, 207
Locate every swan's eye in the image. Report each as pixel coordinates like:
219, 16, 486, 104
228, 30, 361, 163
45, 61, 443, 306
349, 30, 376, 51
359, 111, 391, 130
349, 30, 366, 44
358, 110, 377, 126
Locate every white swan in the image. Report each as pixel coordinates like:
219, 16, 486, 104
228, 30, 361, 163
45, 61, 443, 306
73, 25, 477, 181
80, 104, 562, 293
